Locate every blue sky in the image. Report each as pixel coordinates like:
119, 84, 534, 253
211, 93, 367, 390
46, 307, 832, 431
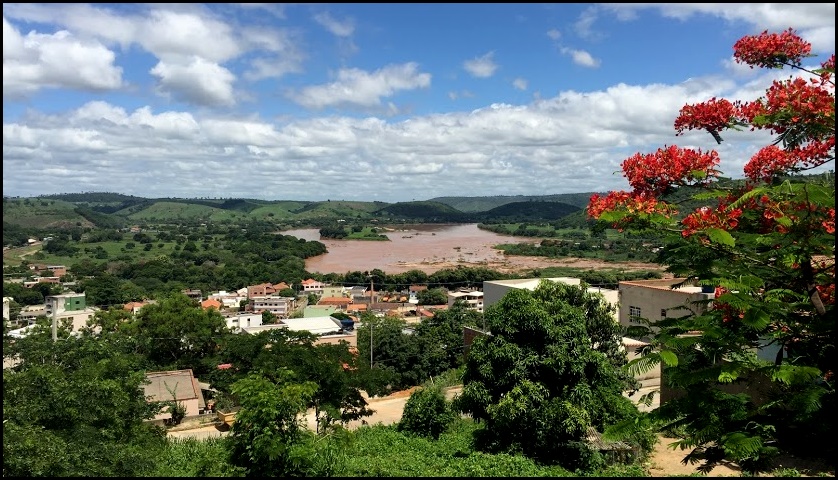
3, 3, 835, 202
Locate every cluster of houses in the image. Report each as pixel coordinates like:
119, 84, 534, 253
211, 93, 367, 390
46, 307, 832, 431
6, 268, 777, 424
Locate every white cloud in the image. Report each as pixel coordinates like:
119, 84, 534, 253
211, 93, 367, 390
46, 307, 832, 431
288, 63, 431, 110
2, 4, 303, 104
5, 68, 804, 202
574, 6, 601, 41
603, 4, 835, 52
546, 28, 561, 40
463, 51, 499, 78
313, 11, 355, 37
560, 47, 601, 68
150, 57, 237, 107
512, 78, 528, 91
3, 17, 123, 97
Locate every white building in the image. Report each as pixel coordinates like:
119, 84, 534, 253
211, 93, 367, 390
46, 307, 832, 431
447, 288, 484, 313
209, 290, 248, 310
617, 278, 714, 332
250, 295, 294, 319
45, 292, 97, 336
223, 312, 263, 333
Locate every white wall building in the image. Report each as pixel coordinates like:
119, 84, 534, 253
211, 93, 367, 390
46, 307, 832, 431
223, 312, 263, 333
447, 289, 484, 313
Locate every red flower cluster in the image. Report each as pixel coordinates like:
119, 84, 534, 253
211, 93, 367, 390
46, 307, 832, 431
816, 283, 835, 306
674, 98, 736, 136
711, 287, 745, 323
739, 77, 835, 136
823, 208, 835, 235
587, 190, 675, 220
733, 28, 812, 69
681, 204, 743, 238
744, 138, 835, 182
622, 145, 721, 196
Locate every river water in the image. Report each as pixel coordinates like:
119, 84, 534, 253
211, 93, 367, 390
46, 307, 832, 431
281, 223, 537, 275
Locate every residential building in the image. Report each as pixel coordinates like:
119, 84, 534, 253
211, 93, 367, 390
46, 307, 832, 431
408, 285, 427, 304
304, 305, 338, 318
182, 289, 203, 302
17, 305, 45, 324
223, 312, 262, 333
282, 316, 344, 335
618, 278, 714, 334
201, 299, 222, 311
447, 288, 484, 313
346, 304, 368, 314
318, 296, 353, 309
241, 316, 344, 337
347, 286, 367, 301
143, 369, 207, 422
300, 278, 326, 294
123, 300, 155, 315
320, 286, 346, 298
250, 295, 294, 318
45, 292, 97, 334
209, 290, 248, 309
246, 282, 292, 299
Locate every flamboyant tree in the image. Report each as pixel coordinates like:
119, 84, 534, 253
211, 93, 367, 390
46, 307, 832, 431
589, 29, 834, 473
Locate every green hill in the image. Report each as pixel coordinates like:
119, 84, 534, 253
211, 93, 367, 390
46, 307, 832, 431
478, 201, 581, 221
429, 193, 597, 212
2, 197, 94, 230
374, 201, 467, 222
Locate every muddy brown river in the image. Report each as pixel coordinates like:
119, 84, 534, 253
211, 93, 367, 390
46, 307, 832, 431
282, 223, 665, 276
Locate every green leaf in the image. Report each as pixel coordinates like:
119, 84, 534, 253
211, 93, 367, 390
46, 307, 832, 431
690, 169, 707, 180
706, 228, 735, 247
659, 350, 678, 367
741, 308, 771, 330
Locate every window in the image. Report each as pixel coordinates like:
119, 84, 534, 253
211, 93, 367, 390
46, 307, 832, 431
661, 308, 667, 318
629, 306, 643, 323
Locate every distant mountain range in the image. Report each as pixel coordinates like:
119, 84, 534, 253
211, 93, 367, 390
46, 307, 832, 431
2, 191, 596, 238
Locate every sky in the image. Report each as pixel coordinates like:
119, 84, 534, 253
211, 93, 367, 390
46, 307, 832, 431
2, 3, 835, 203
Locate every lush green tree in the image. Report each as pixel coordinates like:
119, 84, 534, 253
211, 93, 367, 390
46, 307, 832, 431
456, 283, 645, 471
589, 29, 834, 473
228, 371, 317, 476
123, 293, 230, 374
416, 287, 449, 305
278, 287, 296, 297
414, 302, 482, 377
356, 313, 422, 391
3, 281, 45, 306
398, 386, 456, 439
3, 329, 166, 476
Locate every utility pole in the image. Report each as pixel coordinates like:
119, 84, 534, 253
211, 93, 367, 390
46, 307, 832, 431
367, 272, 374, 368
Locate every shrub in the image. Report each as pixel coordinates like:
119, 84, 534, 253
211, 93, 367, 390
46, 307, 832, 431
397, 387, 456, 439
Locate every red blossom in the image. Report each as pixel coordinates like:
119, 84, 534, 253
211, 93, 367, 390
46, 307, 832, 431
744, 145, 793, 181
674, 98, 737, 136
823, 208, 836, 234
744, 138, 835, 181
733, 28, 812, 69
681, 204, 743, 238
622, 146, 721, 196
754, 77, 835, 135
587, 190, 674, 220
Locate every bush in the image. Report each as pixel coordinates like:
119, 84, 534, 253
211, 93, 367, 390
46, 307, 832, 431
397, 387, 456, 440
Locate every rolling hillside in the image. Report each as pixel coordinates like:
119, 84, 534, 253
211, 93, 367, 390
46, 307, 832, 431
477, 201, 581, 221
429, 192, 598, 212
